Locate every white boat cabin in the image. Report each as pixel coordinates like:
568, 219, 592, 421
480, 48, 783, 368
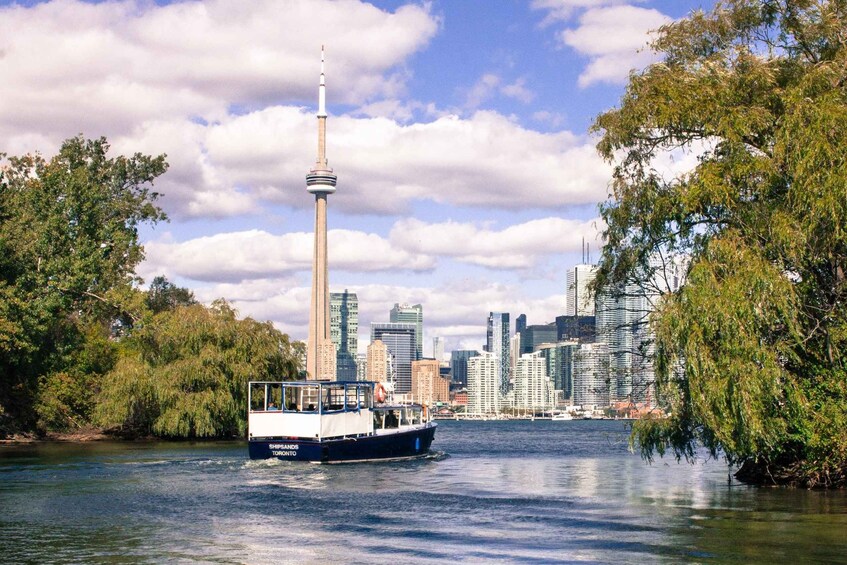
248, 381, 427, 441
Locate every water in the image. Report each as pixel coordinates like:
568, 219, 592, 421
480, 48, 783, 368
1, 420, 846, 564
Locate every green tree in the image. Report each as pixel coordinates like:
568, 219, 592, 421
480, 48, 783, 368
95, 300, 303, 438
592, 0, 847, 486
146, 275, 197, 314
0, 136, 167, 433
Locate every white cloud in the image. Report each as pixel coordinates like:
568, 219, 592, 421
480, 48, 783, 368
463, 73, 502, 109
500, 78, 535, 104
0, 0, 438, 148
559, 6, 672, 87
390, 217, 604, 269
531, 0, 638, 25
140, 228, 437, 283
122, 106, 611, 219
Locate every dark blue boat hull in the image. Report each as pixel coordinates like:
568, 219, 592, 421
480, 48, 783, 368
248, 424, 437, 463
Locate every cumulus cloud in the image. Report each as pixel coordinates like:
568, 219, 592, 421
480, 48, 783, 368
531, 0, 637, 25
560, 5, 671, 87
390, 217, 604, 269
0, 0, 438, 150
140, 228, 437, 283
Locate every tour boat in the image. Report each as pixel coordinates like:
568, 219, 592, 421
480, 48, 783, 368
247, 380, 437, 463
552, 412, 574, 421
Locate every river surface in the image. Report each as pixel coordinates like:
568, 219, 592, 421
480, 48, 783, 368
1, 419, 846, 564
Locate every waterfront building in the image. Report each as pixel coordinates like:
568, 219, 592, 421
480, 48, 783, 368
538, 341, 578, 400
484, 312, 511, 396
366, 340, 388, 383
390, 303, 423, 360
371, 322, 416, 394
520, 323, 558, 354
509, 333, 520, 378
330, 290, 358, 381
305, 48, 338, 381
566, 264, 598, 317
468, 352, 500, 414
450, 349, 477, 388
595, 254, 688, 406
412, 359, 450, 406
573, 342, 610, 409
512, 351, 554, 411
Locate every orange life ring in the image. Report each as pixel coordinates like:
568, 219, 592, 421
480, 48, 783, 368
375, 383, 386, 403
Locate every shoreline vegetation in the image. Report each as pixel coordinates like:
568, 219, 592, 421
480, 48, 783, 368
592, 0, 847, 488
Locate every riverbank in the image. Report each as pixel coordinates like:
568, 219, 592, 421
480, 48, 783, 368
0, 428, 114, 444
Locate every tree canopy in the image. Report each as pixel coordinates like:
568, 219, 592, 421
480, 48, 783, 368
96, 300, 303, 438
0, 136, 167, 432
593, 0, 847, 487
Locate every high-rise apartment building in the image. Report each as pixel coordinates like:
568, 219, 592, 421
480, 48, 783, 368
468, 352, 500, 414
573, 342, 610, 409
539, 341, 578, 400
330, 290, 358, 381
412, 359, 449, 405
366, 340, 388, 382
390, 303, 423, 360
484, 312, 510, 396
450, 349, 477, 388
513, 351, 554, 411
595, 254, 688, 406
566, 264, 598, 317
371, 322, 416, 394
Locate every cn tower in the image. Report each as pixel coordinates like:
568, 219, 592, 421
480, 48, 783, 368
306, 47, 337, 381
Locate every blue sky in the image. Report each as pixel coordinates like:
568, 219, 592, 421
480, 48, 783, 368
0, 0, 714, 356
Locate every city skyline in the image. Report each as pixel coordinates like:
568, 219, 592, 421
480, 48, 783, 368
0, 0, 715, 355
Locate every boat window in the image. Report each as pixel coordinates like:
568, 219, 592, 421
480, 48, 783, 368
322, 385, 345, 412
249, 383, 266, 412
360, 386, 372, 409
384, 410, 400, 429
267, 384, 282, 411
283, 386, 299, 411
345, 386, 359, 411
400, 408, 411, 426
373, 411, 385, 430
301, 386, 319, 412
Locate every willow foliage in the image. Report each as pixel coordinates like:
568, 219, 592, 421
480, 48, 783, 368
593, 0, 847, 486
96, 300, 303, 438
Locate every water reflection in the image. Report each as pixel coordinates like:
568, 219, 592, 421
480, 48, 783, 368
1, 422, 846, 563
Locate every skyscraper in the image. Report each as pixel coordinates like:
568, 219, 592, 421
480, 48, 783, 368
539, 341, 578, 400
450, 349, 477, 388
371, 322, 416, 394
330, 290, 358, 381
566, 264, 598, 317
390, 303, 423, 360
432, 337, 445, 363
484, 312, 510, 396
515, 313, 527, 336
573, 342, 610, 409
468, 352, 500, 414
519, 323, 558, 354
366, 340, 388, 382
513, 351, 554, 411
306, 48, 337, 381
